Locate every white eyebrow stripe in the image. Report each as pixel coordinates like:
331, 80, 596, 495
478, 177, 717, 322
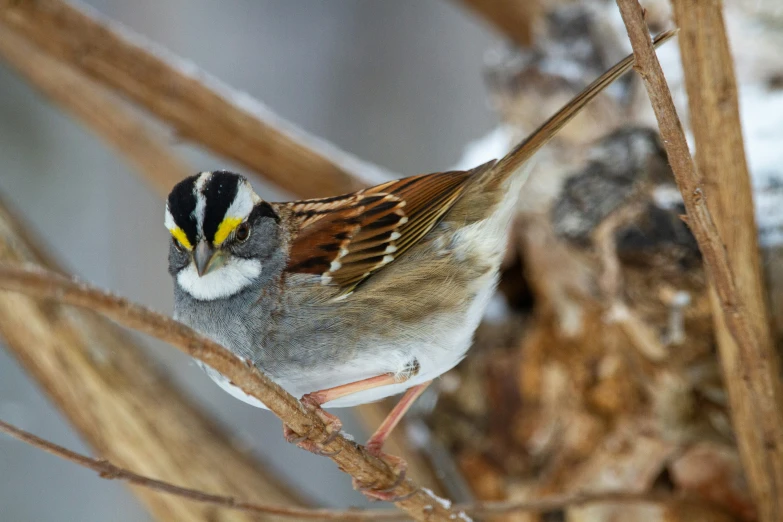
164, 207, 176, 231
223, 180, 257, 223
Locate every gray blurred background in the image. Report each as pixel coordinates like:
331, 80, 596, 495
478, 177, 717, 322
0, 1, 501, 520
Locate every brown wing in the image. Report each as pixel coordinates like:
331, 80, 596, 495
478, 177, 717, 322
284, 161, 496, 295
283, 30, 679, 295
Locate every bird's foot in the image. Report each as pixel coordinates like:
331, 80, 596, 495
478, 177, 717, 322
282, 394, 343, 456
352, 446, 413, 502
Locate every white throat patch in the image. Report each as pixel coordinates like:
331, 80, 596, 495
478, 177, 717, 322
177, 258, 262, 300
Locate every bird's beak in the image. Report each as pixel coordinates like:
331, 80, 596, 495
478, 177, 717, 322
193, 240, 225, 277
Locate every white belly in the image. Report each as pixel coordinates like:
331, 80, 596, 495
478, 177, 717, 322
199, 269, 498, 409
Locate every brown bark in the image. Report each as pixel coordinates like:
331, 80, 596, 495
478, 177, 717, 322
0, 201, 304, 520
615, 0, 783, 520
671, 2, 783, 520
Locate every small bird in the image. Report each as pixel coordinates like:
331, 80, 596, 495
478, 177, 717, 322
165, 32, 673, 495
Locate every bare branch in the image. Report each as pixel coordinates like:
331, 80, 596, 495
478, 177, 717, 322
0, 264, 463, 522
0, 28, 188, 198
0, 416, 682, 520
0, 0, 392, 198
672, 1, 783, 519
0, 418, 402, 521
614, 1, 783, 520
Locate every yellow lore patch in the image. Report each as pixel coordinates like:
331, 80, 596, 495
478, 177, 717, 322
214, 217, 243, 245
170, 227, 192, 250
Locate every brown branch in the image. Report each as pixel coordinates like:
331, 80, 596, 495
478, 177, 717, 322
671, 1, 783, 519
0, 264, 463, 522
613, 1, 783, 521
0, 418, 400, 521
0, 0, 392, 198
0, 204, 304, 519
0, 28, 188, 197
456, 0, 539, 47
0, 418, 382, 521
0, 415, 683, 520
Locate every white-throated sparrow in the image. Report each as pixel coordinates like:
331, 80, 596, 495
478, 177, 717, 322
165, 32, 674, 479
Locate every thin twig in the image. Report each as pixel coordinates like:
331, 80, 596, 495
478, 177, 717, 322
0, 28, 189, 198
0, 0, 392, 198
0, 419, 393, 521
614, 1, 783, 520
0, 416, 681, 520
0, 264, 461, 522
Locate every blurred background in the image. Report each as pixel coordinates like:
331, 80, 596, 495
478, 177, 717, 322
2, 1, 783, 521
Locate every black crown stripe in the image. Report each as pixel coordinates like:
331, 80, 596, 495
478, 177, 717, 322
167, 175, 199, 246
202, 171, 240, 244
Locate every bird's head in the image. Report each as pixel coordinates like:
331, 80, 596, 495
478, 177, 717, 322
165, 171, 281, 300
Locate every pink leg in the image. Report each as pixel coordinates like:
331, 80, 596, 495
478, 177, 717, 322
354, 381, 433, 502
366, 381, 432, 455
283, 373, 401, 455
302, 373, 399, 407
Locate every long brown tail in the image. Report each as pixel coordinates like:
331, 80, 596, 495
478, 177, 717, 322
489, 29, 677, 182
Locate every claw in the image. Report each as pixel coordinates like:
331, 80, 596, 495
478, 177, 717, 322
313, 446, 342, 457
354, 478, 418, 502
282, 395, 344, 456
355, 478, 379, 492
353, 450, 411, 502
283, 423, 313, 444
301, 397, 343, 444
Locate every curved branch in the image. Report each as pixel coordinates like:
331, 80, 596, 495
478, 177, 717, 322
0, 416, 680, 520
0, 418, 399, 521
0, 264, 462, 522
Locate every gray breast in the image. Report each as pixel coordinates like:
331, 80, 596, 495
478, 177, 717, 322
173, 284, 266, 363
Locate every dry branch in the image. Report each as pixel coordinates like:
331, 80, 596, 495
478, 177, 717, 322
0, 414, 684, 520
614, 1, 783, 520
0, 0, 392, 198
0, 28, 188, 197
0, 203, 303, 520
0, 264, 465, 522
671, 2, 783, 519
0, 418, 388, 522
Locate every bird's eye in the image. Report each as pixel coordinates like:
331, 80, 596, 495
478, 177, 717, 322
173, 238, 186, 253
235, 222, 251, 242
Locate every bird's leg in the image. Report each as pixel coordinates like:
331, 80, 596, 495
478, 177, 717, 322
283, 373, 400, 456
366, 380, 432, 455
354, 380, 433, 502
